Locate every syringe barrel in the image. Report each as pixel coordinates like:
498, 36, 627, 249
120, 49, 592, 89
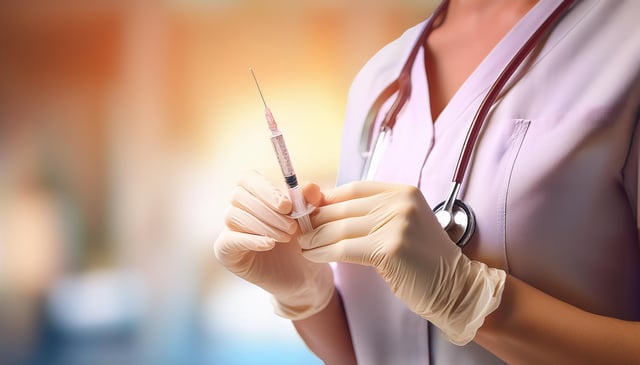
270, 132, 296, 184
269, 130, 313, 232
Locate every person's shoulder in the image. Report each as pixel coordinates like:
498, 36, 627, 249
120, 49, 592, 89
576, 0, 640, 36
347, 21, 427, 98
360, 21, 426, 77
567, 0, 640, 60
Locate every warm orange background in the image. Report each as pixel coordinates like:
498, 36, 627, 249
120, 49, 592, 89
0, 1, 437, 363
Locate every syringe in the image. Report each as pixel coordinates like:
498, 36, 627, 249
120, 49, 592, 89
249, 68, 314, 233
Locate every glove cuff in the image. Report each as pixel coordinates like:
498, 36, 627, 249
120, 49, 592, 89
431, 255, 506, 346
271, 264, 335, 321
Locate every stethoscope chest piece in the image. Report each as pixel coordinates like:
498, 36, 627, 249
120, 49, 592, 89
433, 199, 475, 248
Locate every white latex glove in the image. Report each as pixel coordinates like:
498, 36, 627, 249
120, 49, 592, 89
214, 170, 334, 320
299, 181, 505, 345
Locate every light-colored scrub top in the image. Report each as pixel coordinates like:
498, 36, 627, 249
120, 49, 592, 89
334, 0, 640, 363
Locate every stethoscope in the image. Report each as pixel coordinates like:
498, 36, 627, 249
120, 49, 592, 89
359, 0, 577, 247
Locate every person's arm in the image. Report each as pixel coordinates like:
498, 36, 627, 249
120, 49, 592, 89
293, 288, 357, 365
476, 275, 640, 364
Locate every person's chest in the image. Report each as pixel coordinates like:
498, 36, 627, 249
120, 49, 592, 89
423, 0, 538, 121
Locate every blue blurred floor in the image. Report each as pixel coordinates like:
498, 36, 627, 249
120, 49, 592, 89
18, 323, 322, 365
206, 341, 323, 365
8, 271, 324, 365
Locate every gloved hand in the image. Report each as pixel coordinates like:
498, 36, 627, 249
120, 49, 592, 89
214, 170, 334, 320
299, 181, 505, 345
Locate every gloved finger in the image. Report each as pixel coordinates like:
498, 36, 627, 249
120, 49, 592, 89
231, 186, 297, 235
214, 229, 276, 266
301, 181, 322, 207
299, 214, 375, 250
310, 193, 384, 228
225, 205, 294, 242
301, 235, 378, 266
238, 170, 292, 214
321, 181, 399, 206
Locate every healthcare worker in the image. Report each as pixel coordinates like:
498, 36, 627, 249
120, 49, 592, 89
214, 0, 640, 363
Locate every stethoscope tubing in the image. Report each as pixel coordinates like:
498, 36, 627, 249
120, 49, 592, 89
358, 0, 450, 163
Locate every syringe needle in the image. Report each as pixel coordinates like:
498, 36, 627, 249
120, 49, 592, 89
249, 67, 268, 108
249, 68, 278, 132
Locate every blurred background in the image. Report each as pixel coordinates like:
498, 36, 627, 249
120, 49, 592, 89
0, 0, 436, 364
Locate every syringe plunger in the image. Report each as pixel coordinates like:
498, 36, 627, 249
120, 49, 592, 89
288, 185, 314, 233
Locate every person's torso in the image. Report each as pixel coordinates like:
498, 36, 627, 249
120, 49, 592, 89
335, 0, 640, 363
